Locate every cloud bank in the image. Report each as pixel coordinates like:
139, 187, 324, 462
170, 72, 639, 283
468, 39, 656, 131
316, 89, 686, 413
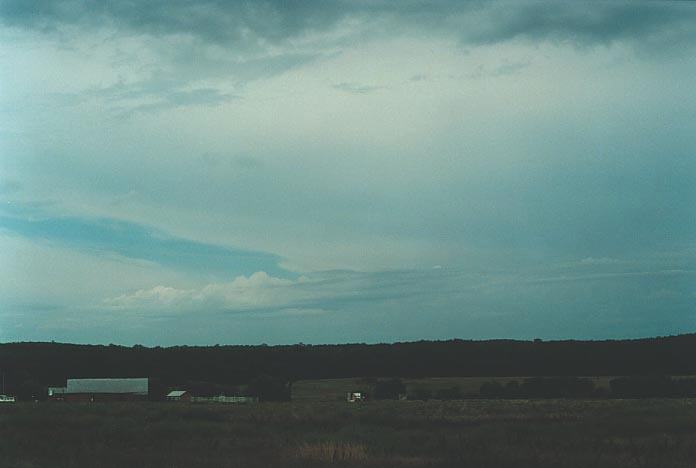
4, 1, 696, 49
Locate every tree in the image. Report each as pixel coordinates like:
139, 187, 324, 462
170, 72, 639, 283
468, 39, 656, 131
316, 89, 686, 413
408, 386, 432, 400
434, 386, 461, 400
248, 375, 291, 402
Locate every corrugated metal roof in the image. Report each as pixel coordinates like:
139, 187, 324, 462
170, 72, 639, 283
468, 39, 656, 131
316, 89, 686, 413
66, 378, 149, 395
167, 390, 187, 397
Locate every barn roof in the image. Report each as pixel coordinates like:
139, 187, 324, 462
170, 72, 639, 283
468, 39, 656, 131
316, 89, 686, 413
167, 390, 188, 397
66, 378, 149, 395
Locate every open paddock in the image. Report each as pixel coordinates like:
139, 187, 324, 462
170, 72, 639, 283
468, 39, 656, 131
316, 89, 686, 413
2, 399, 696, 467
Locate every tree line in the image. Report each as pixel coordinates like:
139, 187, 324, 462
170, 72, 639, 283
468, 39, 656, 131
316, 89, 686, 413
2, 334, 696, 401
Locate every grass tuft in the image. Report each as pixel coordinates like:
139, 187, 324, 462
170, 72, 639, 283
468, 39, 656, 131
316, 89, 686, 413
295, 441, 370, 463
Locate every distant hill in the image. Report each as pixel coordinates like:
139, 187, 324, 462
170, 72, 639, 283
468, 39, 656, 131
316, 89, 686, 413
2, 334, 696, 399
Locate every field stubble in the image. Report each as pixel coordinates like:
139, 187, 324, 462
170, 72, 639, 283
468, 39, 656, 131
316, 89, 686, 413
2, 399, 696, 467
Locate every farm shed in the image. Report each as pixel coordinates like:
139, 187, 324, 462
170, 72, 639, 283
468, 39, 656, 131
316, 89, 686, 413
57, 378, 149, 402
166, 390, 191, 401
48, 387, 67, 401
190, 395, 258, 404
346, 391, 367, 402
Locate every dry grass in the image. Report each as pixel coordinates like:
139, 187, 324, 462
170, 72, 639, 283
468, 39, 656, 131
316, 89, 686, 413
291, 376, 623, 401
294, 441, 369, 463
3, 399, 696, 467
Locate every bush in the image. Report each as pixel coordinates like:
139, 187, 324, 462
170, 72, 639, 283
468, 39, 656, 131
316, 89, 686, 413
520, 377, 595, 398
407, 387, 432, 400
248, 375, 291, 402
373, 378, 406, 400
480, 377, 595, 399
480, 381, 505, 398
609, 375, 696, 398
434, 386, 462, 400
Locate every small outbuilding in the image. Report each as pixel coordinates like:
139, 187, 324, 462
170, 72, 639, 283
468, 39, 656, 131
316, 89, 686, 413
346, 391, 368, 402
166, 390, 191, 401
48, 387, 67, 400
190, 395, 258, 404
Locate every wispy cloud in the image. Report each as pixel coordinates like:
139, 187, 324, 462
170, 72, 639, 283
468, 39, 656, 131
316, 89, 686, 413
579, 257, 622, 266
466, 60, 530, 79
0, 204, 288, 278
332, 82, 383, 94
105, 271, 309, 312
102, 262, 696, 317
106, 85, 240, 115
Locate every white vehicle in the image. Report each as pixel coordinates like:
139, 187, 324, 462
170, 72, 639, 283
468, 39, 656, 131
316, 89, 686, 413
0, 395, 16, 403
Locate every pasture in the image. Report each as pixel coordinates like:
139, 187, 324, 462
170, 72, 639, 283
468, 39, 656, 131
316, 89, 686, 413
2, 398, 696, 467
291, 376, 616, 401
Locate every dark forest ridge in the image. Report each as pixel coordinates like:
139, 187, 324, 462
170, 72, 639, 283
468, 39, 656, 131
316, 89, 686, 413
2, 333, 695, 396
5, 332, 695, 348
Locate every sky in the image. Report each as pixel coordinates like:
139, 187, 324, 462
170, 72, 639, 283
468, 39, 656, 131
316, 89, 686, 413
1, 0, 695, 345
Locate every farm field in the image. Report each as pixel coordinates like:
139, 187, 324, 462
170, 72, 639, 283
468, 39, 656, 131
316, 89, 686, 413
291, 376, 617, 402
292, 377, 613, 402
2, 399, 696, 468
293, 375, 696, 402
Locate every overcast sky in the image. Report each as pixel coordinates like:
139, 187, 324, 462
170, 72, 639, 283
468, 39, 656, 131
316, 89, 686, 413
1, 0, 695, 345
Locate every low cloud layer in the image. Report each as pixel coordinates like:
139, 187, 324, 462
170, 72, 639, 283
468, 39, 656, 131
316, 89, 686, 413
105, 272, 305, 311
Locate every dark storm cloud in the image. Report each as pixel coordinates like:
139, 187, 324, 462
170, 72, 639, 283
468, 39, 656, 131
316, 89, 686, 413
2, 0, 696, 50
459, 1, 696, 46
0, 0, 349, 43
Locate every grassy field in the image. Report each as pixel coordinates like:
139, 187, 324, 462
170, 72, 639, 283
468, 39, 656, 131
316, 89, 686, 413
291, 376, 617, 402
292, 376, 696, 402
3, 399, 696, 467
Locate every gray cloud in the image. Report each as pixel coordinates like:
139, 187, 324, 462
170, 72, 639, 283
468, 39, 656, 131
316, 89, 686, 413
0, 0, 349, 45
78, 81, 240, 115
8, 258, 689, 344
2, 0, 696, 344
40, 53, 317, 113
117, 88, 239, 115
5, 1, 695, 120
464, 60, 530, 79
3, 1, 696, 51
458, 2, 696, 46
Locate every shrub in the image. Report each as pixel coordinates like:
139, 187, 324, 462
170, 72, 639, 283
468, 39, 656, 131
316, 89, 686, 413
480, 377, 595, 399
480, 381, 505, 398
373, 378, 406, 400
434, 386, 462, 400
407, 387, 432, 401
520, 377, 595, 398
294, 442, 369, 463
248, 375, 291, 402
609, 375, 696, 398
